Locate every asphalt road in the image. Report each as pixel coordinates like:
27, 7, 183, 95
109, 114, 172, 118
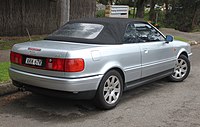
0, 45, 200, 127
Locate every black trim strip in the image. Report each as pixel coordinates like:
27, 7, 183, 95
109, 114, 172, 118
124, 69, 173, 91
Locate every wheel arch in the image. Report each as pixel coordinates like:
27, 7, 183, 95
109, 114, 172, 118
177, 48, 189, 58
94, 67, 125, 109
179, 51, 188, 58
103, 67, 125, 89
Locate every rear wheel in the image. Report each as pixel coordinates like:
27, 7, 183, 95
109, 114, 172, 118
94, 70, 123, 110
168, 54, 190, 82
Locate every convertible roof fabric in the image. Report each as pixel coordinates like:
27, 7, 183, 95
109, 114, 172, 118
45, 18, 146, 44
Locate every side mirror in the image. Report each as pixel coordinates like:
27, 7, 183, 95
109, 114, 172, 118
165, 35, 174, 42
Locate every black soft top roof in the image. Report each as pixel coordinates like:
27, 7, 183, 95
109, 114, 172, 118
45, 18, 146, 44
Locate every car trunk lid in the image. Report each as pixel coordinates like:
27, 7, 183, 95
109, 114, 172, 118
11, 40, 93, 77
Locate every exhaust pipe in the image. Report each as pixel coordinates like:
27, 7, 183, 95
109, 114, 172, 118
18, 86, 26, 92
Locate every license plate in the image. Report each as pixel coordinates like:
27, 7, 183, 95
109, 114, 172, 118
25, 58, 43, 66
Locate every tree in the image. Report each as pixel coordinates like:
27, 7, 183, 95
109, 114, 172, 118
115, 0, 130, 5
136, 0, 146, 18
164, 0, 169, 13
98, 0, 108, 5
166, 0, 200, 31
98, 0, 114, 5
191, 0, 200, 29
149, 0, 156, 21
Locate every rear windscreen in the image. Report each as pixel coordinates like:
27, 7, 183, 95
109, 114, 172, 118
50, 23, 104, 39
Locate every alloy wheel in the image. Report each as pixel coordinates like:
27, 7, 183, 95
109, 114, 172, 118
172, 58, 188, 79
103, 75, 121, 104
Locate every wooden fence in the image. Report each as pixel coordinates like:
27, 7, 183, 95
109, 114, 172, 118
0, 0, 96, 36
70, 0, 96, 20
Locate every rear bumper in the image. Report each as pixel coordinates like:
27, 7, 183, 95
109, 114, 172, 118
9, 68, 103, 98
13, 81, 96, 99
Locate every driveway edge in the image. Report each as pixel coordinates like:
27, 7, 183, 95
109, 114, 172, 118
0, 81, 18, 96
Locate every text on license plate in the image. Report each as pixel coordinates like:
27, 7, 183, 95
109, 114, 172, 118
25, 58, 43, 66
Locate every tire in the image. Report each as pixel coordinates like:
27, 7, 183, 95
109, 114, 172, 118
94, 70, 123, 110
168, 54, 190, 82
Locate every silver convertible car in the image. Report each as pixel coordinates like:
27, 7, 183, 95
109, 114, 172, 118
9, 18, 192, 109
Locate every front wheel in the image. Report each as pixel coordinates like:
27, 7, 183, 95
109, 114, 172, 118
168, 54, 190, 82
94, 70, 123, 110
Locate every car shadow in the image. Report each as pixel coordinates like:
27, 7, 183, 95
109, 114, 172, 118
0, 78, 177, 123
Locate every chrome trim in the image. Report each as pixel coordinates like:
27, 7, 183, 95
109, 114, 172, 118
188, 53, 192, 56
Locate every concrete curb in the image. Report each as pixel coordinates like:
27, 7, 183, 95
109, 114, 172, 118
0, 81, 18, 96
188, 41, 199, 45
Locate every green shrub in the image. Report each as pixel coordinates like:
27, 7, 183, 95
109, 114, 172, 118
96, 10, 105, 17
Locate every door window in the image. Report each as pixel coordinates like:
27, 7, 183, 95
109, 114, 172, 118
123, 23, 165, 43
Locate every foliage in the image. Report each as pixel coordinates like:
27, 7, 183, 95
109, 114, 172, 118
0, 35, 46, 50
98, 0, 200, 31
98, 0, 134, 6
115, 0, 134, 6
0, 62, 10, 83
165, 0, 200, 32
192, 26, 200, 32
98, 0, 109, 5
96, 10, 105, 17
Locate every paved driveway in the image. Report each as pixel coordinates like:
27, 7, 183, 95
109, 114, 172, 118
0, 45, 200, 127
160, 28, 200, 43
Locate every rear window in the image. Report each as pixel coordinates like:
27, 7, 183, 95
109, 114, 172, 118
50, 23, 104, 39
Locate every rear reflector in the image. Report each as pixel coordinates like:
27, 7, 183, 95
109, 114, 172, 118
10, 51, 22, 65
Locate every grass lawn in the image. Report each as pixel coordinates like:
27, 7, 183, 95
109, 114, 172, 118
0, 62, 10, 83
0, 35, 47, 50
174, 36, 188, 42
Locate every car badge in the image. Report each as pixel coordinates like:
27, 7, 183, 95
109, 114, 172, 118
28, 47, 41, 51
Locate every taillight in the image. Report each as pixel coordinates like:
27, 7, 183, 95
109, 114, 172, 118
65, 58, 84, 72
10, 51, 84, 72
46, 58, 84, 72
46, 58, 65, 71
10, 51, 22, 65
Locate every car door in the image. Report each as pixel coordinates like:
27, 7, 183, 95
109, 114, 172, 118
122, 23, 142, 83
133, 23, 176, 78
